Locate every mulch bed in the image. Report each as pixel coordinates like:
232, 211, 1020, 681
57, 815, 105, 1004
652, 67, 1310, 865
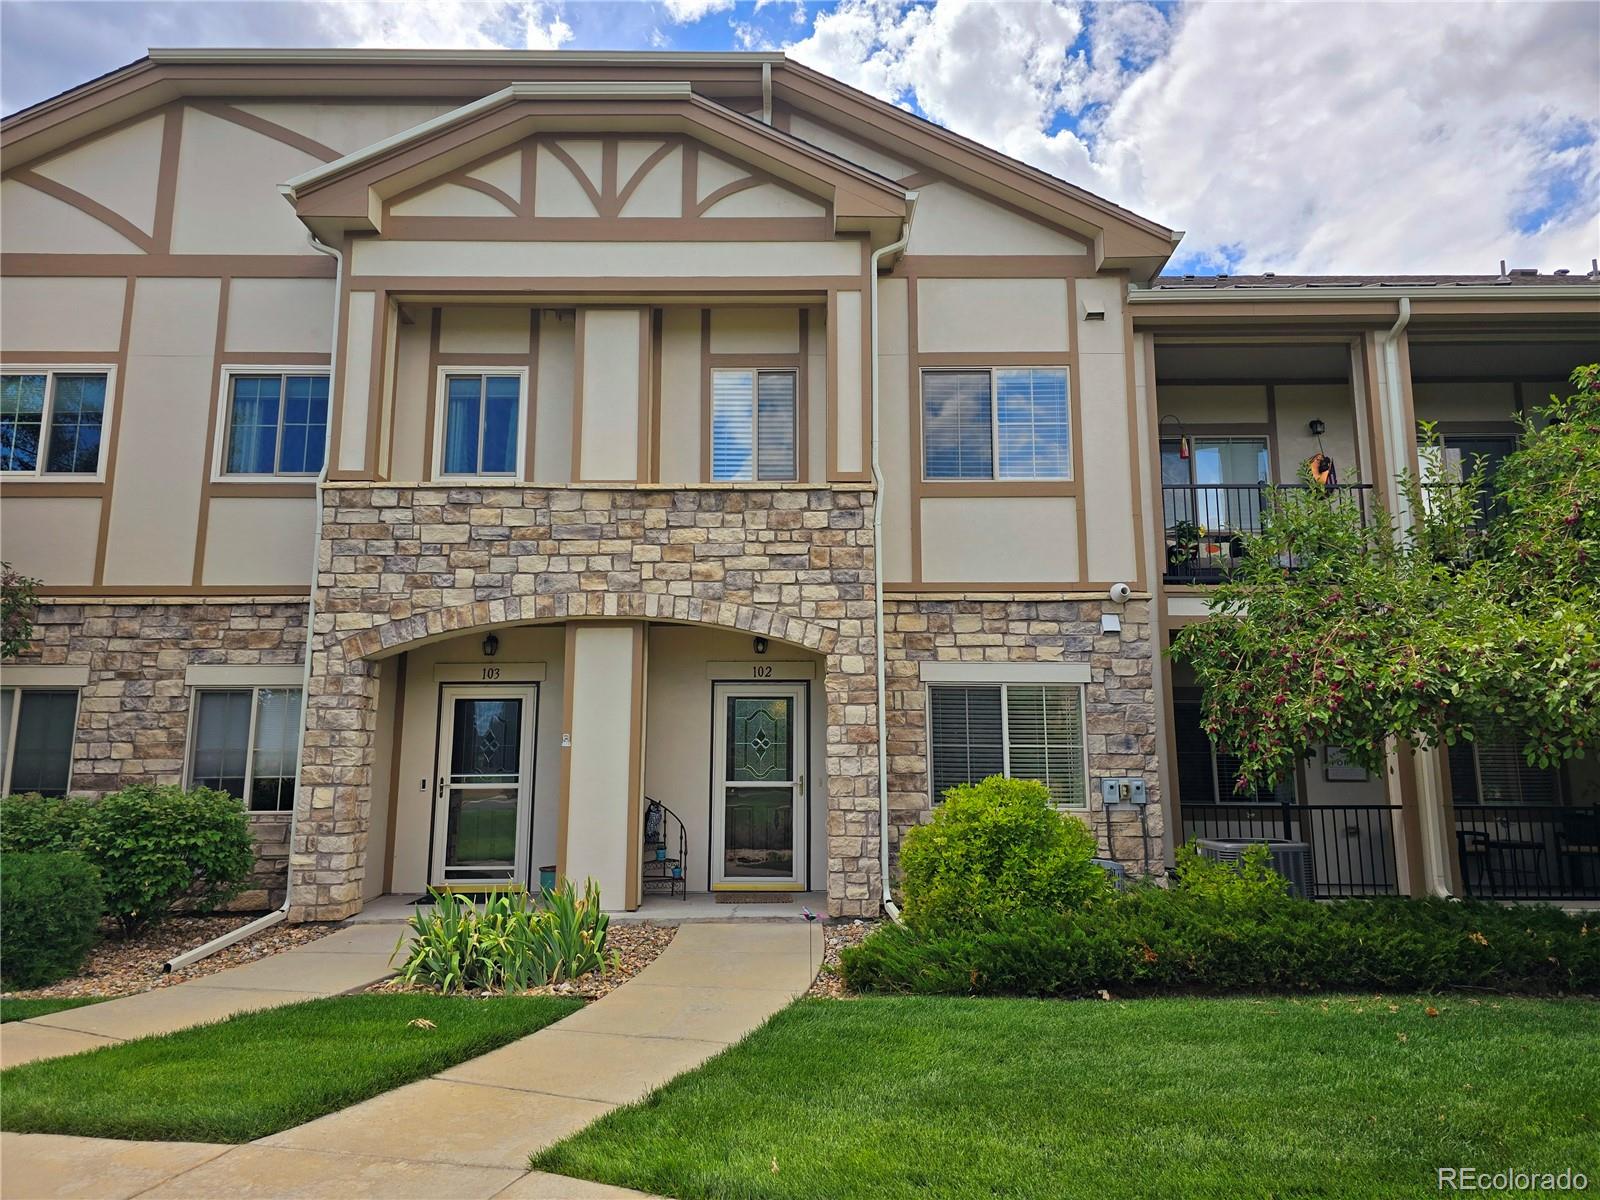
370, 921, 678, 1002
807, 918, 879, 998
1, 915, 337, 1002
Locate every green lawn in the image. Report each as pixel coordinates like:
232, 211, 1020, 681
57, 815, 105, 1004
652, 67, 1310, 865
533, 995, 1600, 1200
1, 996, 107, 1023
1, 993, 581, 1143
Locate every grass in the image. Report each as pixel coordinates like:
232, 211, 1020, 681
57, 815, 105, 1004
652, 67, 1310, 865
1, 993, 581, 1143
1, 996, 107, 1023
533, 994, 1600, 1200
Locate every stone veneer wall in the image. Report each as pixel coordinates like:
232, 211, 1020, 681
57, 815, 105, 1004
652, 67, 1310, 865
11, 598, 309, 906
883, 597, 1164, 878
294, 483, 881, 921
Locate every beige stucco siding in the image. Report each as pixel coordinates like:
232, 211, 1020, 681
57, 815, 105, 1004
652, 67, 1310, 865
0, 179, 145, 253
201, 498, 316, 587
1275, 385, 1360, 483
1, 277, 127, 352
388, 318, 430, 482
563, 624, 642, 906
534, 311, 576, 482
30, 114, 164, 237
349, 239, 862, 279
658, 307, 702, 483
1075, 277, 1137, 584
876, 277, 913, 582
577, 308, 644, 480
906, 181, 1089, 257
230, 102, 455, 156
225, 279, 335, 354
337, 291, 376, 473
1158, 384, 1270, 425
439, 306, 532, 355
916, 278, 1070, 353
0, 498, 100, 585
1412, 381, 1520, 425
920, 496, 1078, 583
834, 290, 864, 475
708, 308, 799, 354
100, 277, 221, 587
171, 107, 324, 255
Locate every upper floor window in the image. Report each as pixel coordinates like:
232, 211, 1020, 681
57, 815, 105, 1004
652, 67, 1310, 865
922, 368, 1070, 481
1, 370, 110, 476
435, 371, 525, 479
0, 688, 79, 797
928, 682, 1087, 808
220, 372, 329, 477
712, 368, 798, 482
187, 686, 302, 812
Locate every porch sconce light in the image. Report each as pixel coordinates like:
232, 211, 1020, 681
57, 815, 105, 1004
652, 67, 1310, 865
753, 636, 769, 656
1308, 419, 1327, 437
482, 634, 500, 658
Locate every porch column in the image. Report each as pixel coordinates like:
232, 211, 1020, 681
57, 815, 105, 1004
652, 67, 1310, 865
559, 621, 646, 911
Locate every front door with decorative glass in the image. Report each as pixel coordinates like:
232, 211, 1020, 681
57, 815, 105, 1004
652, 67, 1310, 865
431, 684, 537, 888
711, 683, 807, 889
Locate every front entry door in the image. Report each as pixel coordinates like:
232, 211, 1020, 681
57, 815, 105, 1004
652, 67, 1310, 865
711, 683, 807, 888
432, 685, 537, 887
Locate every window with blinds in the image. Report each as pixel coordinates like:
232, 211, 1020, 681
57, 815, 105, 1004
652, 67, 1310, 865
928, 682, 1087, 808
922, 368, 1071, 481
1171, 693, 1292, 805
711, 368, 797, 482
1448, 737, 1561, 805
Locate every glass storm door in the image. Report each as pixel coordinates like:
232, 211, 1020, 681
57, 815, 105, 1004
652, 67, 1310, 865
432, 685, 537, 887
711, 683, 806, 888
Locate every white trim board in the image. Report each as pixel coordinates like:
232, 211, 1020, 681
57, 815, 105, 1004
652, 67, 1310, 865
0, 665, 91, 687
706, 660, 815, 680
920, 661, 1091, 684
185, 664, 305, 687
433, 661, 547, 683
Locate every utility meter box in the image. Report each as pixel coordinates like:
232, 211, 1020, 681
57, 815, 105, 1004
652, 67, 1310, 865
1098, 777, 1148, 806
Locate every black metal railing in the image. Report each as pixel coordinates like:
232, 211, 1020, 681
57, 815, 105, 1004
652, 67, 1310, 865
1454, 804, 1600, 901
1162, 483, 1374, 584
1181, 802, 1402, 898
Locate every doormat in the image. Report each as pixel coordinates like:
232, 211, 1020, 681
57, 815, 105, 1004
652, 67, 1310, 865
715, 892, 794, 904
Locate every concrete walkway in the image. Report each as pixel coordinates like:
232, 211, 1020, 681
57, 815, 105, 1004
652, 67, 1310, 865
1, 921, 820, 1200
1, 924, 406, 1070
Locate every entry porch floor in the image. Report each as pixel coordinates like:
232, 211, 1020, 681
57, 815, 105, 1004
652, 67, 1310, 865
345, 891, 831, 924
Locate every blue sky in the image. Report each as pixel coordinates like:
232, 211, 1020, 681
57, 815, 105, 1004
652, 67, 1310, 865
3, 0, 1596, 275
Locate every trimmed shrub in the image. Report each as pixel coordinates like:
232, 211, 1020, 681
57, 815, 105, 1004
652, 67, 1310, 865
1, 786, 255, 936
842, 891, 1598, 997
0, 852, 104, 987
898, 776, 1110, 927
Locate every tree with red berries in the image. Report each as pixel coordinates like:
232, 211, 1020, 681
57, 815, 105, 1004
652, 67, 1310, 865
1173, 363, 1599, 795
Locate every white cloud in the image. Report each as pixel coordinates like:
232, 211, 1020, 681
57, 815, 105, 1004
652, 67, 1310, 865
787, 0, 1600, 274
315, 1, 573, 51
660, 0, 737, 23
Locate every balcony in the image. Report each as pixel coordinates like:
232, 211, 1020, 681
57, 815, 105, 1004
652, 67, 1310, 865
1162, 482, 1375, 584
1181, 802, 1402, 898
1455, 804, 1600, 901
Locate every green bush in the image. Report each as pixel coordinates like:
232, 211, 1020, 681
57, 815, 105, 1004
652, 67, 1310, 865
842, 891, 1598, 998
394, 879, 615, 993
1, 786, 255, 936
0, 852, 104, 987
1170, 839, 1292, 911
898, 776, 1110, 927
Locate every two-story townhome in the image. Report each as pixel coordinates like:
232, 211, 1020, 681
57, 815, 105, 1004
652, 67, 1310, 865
3, 49, 1597, 920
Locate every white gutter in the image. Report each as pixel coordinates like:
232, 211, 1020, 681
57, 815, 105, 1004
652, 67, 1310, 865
164, 231, 344, 972
1127, 285, 1598, 303
869, 201, 915, 922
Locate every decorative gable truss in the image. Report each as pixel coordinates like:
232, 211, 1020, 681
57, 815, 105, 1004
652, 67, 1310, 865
382, 134, 831, 239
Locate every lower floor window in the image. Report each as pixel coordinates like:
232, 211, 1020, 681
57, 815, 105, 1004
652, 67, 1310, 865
1447, 738, 1561, 805
928, 682, 1087, 807
1172, 692, 1293, 805
188, 687, 302, 812
0, 688, 78, 796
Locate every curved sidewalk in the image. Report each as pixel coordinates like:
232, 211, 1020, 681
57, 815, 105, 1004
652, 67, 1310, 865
2, 920, 821, 1200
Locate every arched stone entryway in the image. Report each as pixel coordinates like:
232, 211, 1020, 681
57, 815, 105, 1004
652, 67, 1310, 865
289, 482, 880, 921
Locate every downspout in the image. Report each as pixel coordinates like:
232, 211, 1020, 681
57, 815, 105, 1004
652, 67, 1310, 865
869, 202, 915, 922
164, 230, 344, 972
1380, 299, 1451, 899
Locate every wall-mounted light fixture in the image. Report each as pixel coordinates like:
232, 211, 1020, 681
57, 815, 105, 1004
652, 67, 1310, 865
1308, 419, 1327, 437
482, 633, 500, 658
753, 636, 769, 656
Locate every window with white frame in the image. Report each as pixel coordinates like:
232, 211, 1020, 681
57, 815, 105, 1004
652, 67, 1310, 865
220, 372, 329, 476
711, 368, 798, 482
436, 371, 524, 478
0, 688, 79, 797
1, 370, 111, 476
928, 682, 1086, 807
922, 368, 1070, 481
187, 687, 302, 812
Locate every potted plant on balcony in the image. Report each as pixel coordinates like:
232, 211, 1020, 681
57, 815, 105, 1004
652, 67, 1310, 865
1166, 520, 1205, 569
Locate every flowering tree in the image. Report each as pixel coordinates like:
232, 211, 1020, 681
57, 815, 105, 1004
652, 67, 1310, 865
1173, 364, 1600, 795
2, 562, 41, 660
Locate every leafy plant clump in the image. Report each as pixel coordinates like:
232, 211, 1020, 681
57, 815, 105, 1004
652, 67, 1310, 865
394, 878, 615, 994
897, 776, 1111, 927
1, 787, 255, 936
1, 561, 41, 659
1172, 363, 1600, 795
0, 852, 105, 987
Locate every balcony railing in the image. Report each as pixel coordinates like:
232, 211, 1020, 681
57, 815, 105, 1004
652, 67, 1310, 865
1454, 804, 1600, 901
1181, 802, 1402, 898
1162, 483, 1374, 584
